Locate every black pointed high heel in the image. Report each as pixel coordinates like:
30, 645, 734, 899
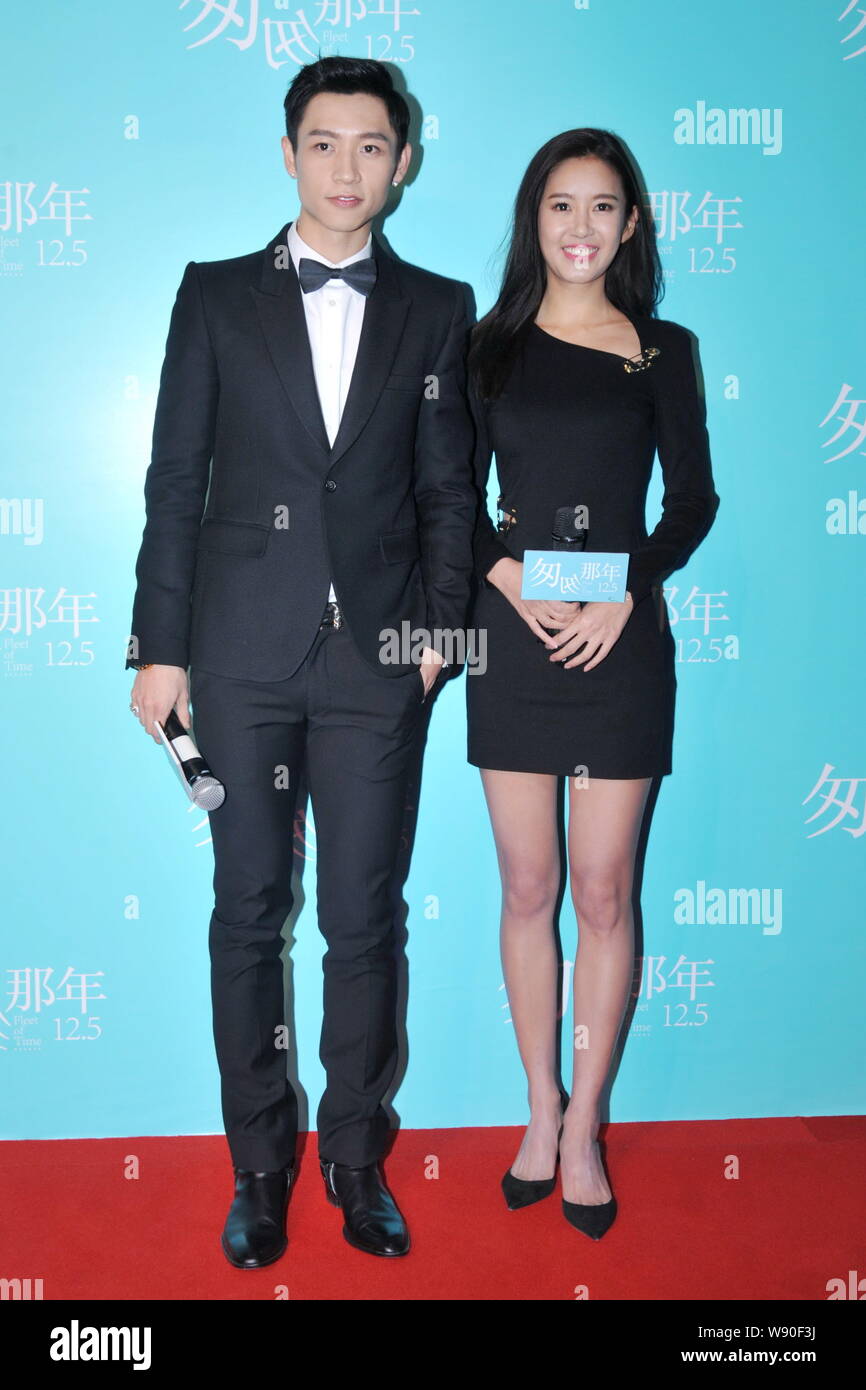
562, 1194, 617, 1239
561, 1137, 617, 1240
501, 1089, 569, 1211
501, 1165, 557, 1210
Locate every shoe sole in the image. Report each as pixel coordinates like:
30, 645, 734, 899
342, 1225, 410, 1257
220, 1233, 288, 1269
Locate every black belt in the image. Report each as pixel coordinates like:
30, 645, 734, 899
319, 600, 343, 630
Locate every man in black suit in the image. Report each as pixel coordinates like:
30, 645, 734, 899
126, 57, 477, 1265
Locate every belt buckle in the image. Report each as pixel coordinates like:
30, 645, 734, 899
321, 600, 342, 630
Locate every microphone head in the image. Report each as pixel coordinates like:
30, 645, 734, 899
552, 506, 588, 548
191, 777, 226, 812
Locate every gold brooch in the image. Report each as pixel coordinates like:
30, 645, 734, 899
623, 346, 661, 374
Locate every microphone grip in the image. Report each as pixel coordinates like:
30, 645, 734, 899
158, 708, 226, 810
162, 707, 211, 781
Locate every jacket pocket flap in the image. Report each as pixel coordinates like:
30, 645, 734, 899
379, 526, 421, 564
197, 518, 269, 556
384, 373, 423, 392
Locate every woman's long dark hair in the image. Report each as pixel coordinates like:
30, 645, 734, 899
469, 129, 663, 402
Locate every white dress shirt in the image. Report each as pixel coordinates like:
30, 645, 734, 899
287, 220, 372, 605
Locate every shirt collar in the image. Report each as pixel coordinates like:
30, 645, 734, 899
287, 219, 373, 274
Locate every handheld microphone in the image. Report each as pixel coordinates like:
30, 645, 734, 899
154, 708, 226, 811
547, 507, 588, 629
552, 506, 588, 552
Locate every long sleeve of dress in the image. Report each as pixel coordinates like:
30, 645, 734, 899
626, 323, 720, 605
468, 376, 515, 583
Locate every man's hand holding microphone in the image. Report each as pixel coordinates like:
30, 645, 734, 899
130, 662, 225, 810
129, 664, 190, 744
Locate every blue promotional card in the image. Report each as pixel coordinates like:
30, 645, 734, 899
520, 550, 629, 602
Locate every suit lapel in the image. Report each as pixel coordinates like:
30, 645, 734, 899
251, 220, 410, 471
328, 235, 410, 468
252, 221, 330, 456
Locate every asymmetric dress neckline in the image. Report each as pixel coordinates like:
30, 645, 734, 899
531, 314, 652, 366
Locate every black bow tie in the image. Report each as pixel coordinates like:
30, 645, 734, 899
297, 256, 377, 297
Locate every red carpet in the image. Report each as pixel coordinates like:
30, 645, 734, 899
2, 1118, 863, 1301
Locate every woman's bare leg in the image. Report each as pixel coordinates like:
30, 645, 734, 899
560, 775, 651, 1204
479, 768, 563, 1179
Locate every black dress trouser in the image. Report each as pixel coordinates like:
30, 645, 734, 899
188, 620, 425, 1171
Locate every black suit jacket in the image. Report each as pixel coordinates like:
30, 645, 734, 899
125, 220, 478, 682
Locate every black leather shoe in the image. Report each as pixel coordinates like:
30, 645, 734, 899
221, 1164, 294, 1269
319, 1159, 410, 1257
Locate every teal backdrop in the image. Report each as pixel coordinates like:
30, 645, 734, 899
2, 1, 864, 1143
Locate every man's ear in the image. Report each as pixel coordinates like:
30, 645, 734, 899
281, 135, 297, 179
391, 140, 412, 188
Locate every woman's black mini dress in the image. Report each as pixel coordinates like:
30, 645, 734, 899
466, 316, 719, 778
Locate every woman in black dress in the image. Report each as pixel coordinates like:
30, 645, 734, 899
467, 129, 719, 1238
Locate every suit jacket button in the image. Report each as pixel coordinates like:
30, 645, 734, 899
324, 479, 337, 491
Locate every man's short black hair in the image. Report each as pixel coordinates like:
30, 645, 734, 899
284, 56, 410, 156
